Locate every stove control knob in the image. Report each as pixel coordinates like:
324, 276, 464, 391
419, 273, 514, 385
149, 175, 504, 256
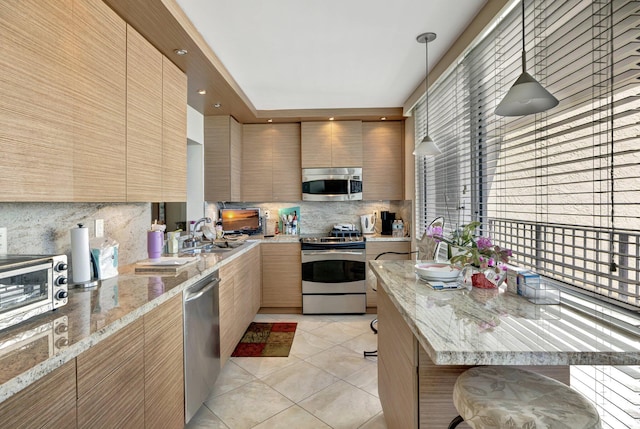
55, 323, 68, 334
55, 290, 68, 300
55, 262, 68, 272
55, 338, 69, 348
55, 276, 68, 286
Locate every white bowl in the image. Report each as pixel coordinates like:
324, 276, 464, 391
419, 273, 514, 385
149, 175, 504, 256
415, 262, 461, 282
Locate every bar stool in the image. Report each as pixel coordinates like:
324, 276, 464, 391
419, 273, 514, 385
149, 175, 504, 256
449, 366, 601, 429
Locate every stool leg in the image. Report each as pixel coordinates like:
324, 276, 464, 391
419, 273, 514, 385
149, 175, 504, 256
447, 415, 463, 429
370, 318, 378, 334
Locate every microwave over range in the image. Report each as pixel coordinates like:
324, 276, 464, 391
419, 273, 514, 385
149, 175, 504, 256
302, 167, 363, 201
0, 255, 69, 331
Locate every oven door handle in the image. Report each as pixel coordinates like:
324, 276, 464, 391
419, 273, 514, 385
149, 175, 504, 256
301, 251, 365, 263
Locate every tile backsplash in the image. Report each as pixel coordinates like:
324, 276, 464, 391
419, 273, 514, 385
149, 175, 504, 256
207, 200, 412, 236
0, 203, 150, 266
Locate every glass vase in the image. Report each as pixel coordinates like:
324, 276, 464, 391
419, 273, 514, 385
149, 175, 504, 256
457, 264, 507, 289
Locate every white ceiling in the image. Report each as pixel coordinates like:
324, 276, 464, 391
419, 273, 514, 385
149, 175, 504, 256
175, 0, 487, 111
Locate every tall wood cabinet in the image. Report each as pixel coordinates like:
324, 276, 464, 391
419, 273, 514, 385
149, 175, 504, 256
0, 0, 75, 201
126, 24, 163, 202
242, 123, 301, 202
261, 242, 302, 310
204, 115, 242, 202
219, 245, 261, 365
301, 121, 362, 168
363, 121, 404, 201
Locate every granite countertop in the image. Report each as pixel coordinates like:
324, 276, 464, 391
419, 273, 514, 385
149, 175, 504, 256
370, 259, 640, 366
364, 234, 411, 242
0, 240, 261, 403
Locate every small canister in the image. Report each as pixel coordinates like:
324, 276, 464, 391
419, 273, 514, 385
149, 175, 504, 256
392, 219, 405, 237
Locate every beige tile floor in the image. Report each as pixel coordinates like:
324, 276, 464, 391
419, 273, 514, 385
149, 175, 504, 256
186, 313, 387, 429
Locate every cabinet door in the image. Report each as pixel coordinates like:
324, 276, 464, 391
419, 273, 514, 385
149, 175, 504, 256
126, 25, 163, 202
331, 120, 362, 167
144, 294, 184, 429
301, 122, 332, 168
366, 241, 411, 308
272, 123, 302, 201
242, 124, 273, 201
261, 243, 302, 308
219, 261, 237, 366
72, 0, 126, 202
363, 121, 404, 200
161, 57, 187, 202
234, 246, 261, 334
0, 1, 74, 201
77, 319, 145, 428
204, 116, 242, 202
0, 360, 76, 429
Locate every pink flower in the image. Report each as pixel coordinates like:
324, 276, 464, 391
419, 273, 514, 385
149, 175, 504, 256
476, 236, 492, 250
426, 225, 443, 241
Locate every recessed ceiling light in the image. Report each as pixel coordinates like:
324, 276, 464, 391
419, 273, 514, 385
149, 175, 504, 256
381, 117, 387, 121
173, 49, 188, 56
213, 103, 221, 108
267, 119, 273, 123
197, 89, 207, 95
329, 117, 335, 121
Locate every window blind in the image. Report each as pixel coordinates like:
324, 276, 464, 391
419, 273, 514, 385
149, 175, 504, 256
414, 0, 640, 309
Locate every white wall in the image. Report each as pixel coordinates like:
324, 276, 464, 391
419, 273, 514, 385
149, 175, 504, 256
186, 105, 204, 223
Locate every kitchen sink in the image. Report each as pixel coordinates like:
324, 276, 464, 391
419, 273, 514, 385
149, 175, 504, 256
180, 240, 245, 255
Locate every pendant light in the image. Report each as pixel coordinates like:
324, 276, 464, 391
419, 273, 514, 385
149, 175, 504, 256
413, 32, 441, 156
495, 0, 558, 116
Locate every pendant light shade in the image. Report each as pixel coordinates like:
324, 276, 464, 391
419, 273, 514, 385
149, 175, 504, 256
413, 32, 441, 157
495, 0, 558, 117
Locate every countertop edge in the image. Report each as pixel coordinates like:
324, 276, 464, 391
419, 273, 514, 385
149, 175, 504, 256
0, 241, 261, 404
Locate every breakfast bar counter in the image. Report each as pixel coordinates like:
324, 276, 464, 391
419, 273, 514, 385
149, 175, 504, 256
369, 260, 640, 429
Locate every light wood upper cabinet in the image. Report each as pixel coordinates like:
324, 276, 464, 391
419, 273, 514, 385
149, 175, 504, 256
0, 0, 75, 201
126, 24, 163, 202
301, 121, 362, 168
242, 123, 301, 202
242, 124, 273, 202
72, 0, 127, 202
204, 115, 242, 202
161, 57, 187, 202
363, 121, 404, 201
261, 242, 302, 309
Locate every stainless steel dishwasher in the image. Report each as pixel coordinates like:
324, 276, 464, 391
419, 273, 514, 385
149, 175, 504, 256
183, 271, 220, 424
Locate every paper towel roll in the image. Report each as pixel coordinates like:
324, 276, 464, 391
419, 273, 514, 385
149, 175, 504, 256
71, 224, 91, 283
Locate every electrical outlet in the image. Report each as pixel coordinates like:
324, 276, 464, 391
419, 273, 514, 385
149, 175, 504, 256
95, 219, 104, 238
0, 227, 6, 254
264, 210, 270, 219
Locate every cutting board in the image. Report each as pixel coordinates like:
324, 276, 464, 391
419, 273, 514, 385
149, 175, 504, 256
134, 256, 199, 274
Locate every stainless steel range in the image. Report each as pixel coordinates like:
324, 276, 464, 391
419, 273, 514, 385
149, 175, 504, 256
301, 227, 366, 314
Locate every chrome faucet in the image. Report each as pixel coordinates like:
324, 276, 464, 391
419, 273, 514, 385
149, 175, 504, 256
192, 217, 212, 235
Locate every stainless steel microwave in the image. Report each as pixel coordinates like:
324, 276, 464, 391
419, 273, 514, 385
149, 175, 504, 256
302, 168, 363, 201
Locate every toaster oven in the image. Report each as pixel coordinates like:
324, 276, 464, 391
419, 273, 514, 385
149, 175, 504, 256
0, 255, 69, 331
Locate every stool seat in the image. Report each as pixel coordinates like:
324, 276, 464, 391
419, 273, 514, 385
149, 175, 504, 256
452, 366, 601, 429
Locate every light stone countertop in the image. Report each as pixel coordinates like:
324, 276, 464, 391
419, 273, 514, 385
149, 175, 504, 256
370, 259, 640, 366
0, 240, 261, 403
364, 234, 411, 242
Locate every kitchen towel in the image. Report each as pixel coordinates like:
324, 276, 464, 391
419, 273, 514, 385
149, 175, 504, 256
70, 224, 91, 283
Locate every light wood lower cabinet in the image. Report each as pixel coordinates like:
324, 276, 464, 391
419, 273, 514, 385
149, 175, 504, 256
0, 360, 77, 429
77, 318, 145, 428
366, 241, 411, 308
144, 294, 184, 429
261, 242, 302, 310
220, 246, 261, 366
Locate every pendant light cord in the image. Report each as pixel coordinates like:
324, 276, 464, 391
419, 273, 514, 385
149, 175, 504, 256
521, 0, 526, 73
425, 39, 430, 136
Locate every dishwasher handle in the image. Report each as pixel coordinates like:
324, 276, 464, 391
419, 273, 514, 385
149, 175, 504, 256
184, 277, 220, 302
